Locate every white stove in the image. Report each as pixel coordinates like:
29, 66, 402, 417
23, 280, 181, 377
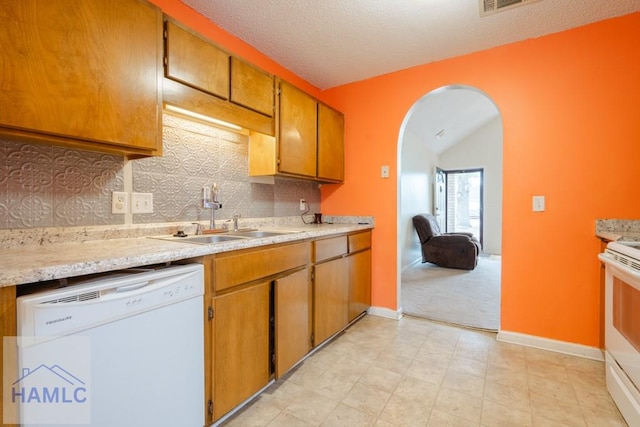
599, 241, 640, 425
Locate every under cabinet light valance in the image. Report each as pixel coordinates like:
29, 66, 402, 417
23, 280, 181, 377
164, 104, 242, 131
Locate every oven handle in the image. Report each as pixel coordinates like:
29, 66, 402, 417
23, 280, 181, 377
598, 253, 640, 281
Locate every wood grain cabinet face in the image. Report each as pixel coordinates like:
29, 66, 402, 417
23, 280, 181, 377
165, 21, 230, 100
230, 57, 274, 117
213, 282, 270, 421
0, 0, 162, 156
348, 232, 372, 321
275, 268, 311, 377
317, 103, 345, 182
313, 256, 349, 345
278, 82, 318, 178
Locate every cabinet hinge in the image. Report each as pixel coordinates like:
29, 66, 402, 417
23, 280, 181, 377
163, 29, 167, 39
311, 271, 315, 281
163, 56, 168, 66
310, 333, 315, 347
208, 399, 214, 415
208, 306, 214, 320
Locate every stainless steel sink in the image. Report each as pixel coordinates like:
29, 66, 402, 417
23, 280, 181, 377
227, 230, 300, 238
152, 229, 301, 244
155, 234, 248, 244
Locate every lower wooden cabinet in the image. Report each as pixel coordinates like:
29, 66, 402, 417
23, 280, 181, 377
201, 231, 371, 421
212, 281, 270, 420
275, 268, 311, 377
313, 256, 349, 345
348, 231, 372, 321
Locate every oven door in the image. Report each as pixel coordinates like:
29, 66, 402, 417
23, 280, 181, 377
600, 253, 640, 391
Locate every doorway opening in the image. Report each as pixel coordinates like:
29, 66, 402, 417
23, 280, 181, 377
436, 168, 484, 248
397, 84, 502, 330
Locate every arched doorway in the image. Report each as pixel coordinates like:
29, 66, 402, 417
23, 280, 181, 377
396, 85, 503, 330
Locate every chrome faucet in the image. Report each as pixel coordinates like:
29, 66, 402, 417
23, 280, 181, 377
203, 183, 222, 229
232, 214, 241, 231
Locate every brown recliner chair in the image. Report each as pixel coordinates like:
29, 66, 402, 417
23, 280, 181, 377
412, 214, 481, 270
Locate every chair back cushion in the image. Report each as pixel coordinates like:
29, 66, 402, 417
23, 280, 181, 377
412, 214, 442, 243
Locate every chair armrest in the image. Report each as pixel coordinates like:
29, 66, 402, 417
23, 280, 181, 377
443, 232, 474, 238
430, 235, 475, 245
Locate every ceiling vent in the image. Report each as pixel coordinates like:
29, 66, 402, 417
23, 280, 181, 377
480, 0, 542, 17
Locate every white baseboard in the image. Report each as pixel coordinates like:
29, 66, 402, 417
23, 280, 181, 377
368, 306, 403, 320
497, 330, 604, 361
401, 257, 423, 273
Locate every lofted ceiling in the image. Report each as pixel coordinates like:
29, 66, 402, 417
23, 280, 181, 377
182, 0, 640, 90
181, 0, 640, 151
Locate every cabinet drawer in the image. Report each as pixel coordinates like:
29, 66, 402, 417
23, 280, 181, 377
349, 231, 371, 253
313, 236, 348, 263
213, 242, 310, 291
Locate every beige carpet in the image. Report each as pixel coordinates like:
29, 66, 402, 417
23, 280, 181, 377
401, 256, 501, 331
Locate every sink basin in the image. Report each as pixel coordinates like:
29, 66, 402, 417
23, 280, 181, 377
158, 234, 248, 244
227, 230, 299, 238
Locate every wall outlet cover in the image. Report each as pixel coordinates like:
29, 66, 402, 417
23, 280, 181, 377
112, 191, 128, 214
532, 195, 545, 212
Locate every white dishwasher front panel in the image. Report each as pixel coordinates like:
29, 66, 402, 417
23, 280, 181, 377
15, 264, 205, 427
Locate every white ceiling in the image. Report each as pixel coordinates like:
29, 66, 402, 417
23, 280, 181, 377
181, 0, 640, 151
404, 87, 500, 154
182, 0, 640, 90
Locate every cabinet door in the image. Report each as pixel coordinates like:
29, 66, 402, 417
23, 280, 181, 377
314, 257, 349, 345
0, 0, 162, 154
165, 21, 229, 100
213, 282, 270, 421
230, 57, 274, 117
317, 103, 345, 182
349, 249, 372, 322
278, 82, 317, 177
275, 268, 311, 377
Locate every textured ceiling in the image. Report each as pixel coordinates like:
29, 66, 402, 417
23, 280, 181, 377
182, 0, 640, 90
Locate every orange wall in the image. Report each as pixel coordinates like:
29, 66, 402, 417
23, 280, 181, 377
322, 13, 640, 347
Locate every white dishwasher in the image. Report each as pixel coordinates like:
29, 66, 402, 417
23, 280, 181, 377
14, 263, 204, 427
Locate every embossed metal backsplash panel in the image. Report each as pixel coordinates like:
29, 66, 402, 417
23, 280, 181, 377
0, 114, 320, 229
0, 141, 124, 228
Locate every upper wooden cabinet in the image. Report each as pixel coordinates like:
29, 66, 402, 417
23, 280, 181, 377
230, 58, 275, 117
162, 19, 275, 135
165, 21, 229, 100
249, 81, 345, 183
278, 82, 318, 177
0, 0, 163, 157
318, 103, 345, 182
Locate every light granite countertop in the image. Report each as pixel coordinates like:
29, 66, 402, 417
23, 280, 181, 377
595, 219, 640, 242
0, 216, 373, 287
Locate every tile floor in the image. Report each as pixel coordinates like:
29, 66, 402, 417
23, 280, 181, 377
221, 315, 627, 426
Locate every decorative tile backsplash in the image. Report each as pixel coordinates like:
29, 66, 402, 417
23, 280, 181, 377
0, 114, 320, 230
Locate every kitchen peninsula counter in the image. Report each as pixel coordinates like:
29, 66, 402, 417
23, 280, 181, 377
595, 219, 640, 242
0, 217, 373, 287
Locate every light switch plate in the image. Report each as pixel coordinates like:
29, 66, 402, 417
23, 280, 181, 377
111, 191, 128, 214
131, 192, 153, 214
532, 195, 545, 212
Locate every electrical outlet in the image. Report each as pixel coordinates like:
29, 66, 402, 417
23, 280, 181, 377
111, 191, 128, 214
299, 199, 306, 211
131, 192, 153, 214
381, 165, 390, 178
532, 195, 545, 212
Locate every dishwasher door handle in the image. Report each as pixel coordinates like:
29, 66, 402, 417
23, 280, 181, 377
116, 281, 149, 293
